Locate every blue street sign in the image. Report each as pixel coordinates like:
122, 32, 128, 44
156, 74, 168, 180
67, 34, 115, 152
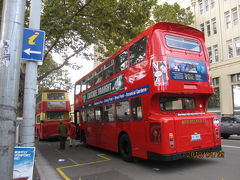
21, 28, 45, 61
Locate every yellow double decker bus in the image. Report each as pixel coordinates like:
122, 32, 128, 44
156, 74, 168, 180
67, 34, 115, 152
35, 90, 71, 140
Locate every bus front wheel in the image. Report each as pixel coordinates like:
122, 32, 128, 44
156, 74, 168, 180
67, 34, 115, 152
119, 134, 133, 162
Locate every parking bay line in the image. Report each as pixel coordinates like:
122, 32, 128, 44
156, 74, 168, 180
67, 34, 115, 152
56, 155, 112, 180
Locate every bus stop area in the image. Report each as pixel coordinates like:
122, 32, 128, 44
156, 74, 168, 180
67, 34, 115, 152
34, 138, 240, 180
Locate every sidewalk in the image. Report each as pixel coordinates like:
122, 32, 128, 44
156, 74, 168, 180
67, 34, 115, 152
34, 148, 62, 180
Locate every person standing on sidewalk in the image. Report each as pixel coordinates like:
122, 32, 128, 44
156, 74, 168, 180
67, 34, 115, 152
69, 122, 78, 147
58, 121, 68, 150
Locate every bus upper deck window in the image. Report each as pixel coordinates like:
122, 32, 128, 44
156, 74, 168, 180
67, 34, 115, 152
75, 84, 81, 95
165, 35, 201, 52
130, 37, 147, 66
115, 50, 128, 74
47, 92, 65, 100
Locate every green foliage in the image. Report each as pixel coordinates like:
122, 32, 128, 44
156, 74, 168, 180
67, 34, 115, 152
39, 0, 157, 60
152, 2, 194, 25
37, 56, 73, 94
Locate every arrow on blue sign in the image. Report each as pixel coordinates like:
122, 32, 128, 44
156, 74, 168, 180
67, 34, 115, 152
21, 28, 45, 61
24, 48, 42, 55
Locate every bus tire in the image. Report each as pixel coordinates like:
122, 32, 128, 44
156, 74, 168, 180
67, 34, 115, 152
222, 134, 230, 139
37, 136, 42, 141
119, 134, 133, 162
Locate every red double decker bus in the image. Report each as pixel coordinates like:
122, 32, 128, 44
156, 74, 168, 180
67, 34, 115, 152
74, 22, 221, 161
36, 90, 71, 140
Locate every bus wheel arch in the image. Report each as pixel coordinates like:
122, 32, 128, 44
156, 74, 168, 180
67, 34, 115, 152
118, 132, 133, 162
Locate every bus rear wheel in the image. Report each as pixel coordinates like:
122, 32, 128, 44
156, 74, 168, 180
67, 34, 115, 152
119, 134, 133, 162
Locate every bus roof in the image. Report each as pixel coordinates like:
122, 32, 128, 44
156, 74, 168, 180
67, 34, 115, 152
75, 22, 204, 85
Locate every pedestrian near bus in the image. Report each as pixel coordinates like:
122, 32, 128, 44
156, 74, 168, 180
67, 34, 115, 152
69, 122, 78, 147
58, 121, 68, 150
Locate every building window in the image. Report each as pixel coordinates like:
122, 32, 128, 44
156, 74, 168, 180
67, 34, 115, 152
234, 37, 240, 56
199, 1, 203, 14
227, 40, 233, 58
210, 0, 215, 8
208, 77, 220, 114
231, 74, 240, 115
206, 21, 211, 36
225, 11, 231, 29
212, 18, 217, 34
200, 23, 205, 34
232, 8, 238, 26
205, 0, 209, 12
207, 47, 212, 63
213, 45, 219, 62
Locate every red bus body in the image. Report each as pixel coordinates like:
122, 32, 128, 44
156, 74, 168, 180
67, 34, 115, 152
74, 22, 221, 161
36, 90, 71, 140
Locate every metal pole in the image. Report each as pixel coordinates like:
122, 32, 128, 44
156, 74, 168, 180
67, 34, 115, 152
0, 0, 26, 179
21, 0, 42, 147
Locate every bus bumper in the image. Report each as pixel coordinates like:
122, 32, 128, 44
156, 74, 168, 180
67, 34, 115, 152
147, 145, 222, 161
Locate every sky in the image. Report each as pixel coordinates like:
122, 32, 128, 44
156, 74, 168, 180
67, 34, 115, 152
67, 58, 94, 104
53, 49, 94, 104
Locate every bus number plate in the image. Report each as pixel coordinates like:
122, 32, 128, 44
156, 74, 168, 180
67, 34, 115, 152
191, 134, 201, 141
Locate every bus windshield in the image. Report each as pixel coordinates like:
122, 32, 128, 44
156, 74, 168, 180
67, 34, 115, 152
47, 92, 65, 100
165, 35, 201, 52
160, 97, 195, 111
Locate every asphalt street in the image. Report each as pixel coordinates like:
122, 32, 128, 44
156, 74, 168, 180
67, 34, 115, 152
35, 136, 240, 180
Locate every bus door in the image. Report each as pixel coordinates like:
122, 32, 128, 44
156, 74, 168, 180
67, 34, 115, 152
129, 97, 146, 158
85, 109, 96, 145
101, 103, 117, 151
94, 106, 103, 147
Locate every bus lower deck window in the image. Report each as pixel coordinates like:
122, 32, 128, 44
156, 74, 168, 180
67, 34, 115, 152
160, 97, 195, 111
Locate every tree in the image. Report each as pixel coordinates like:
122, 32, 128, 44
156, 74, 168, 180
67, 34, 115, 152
151, 2, 194, 26
29, 0, 157, 82
37, 56, 74, 94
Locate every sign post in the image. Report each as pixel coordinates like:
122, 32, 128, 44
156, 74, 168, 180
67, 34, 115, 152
21, 0, 43, 147
0, 0, 26, 179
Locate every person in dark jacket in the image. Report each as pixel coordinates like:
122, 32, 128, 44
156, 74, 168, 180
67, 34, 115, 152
58, 121, 68, 150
